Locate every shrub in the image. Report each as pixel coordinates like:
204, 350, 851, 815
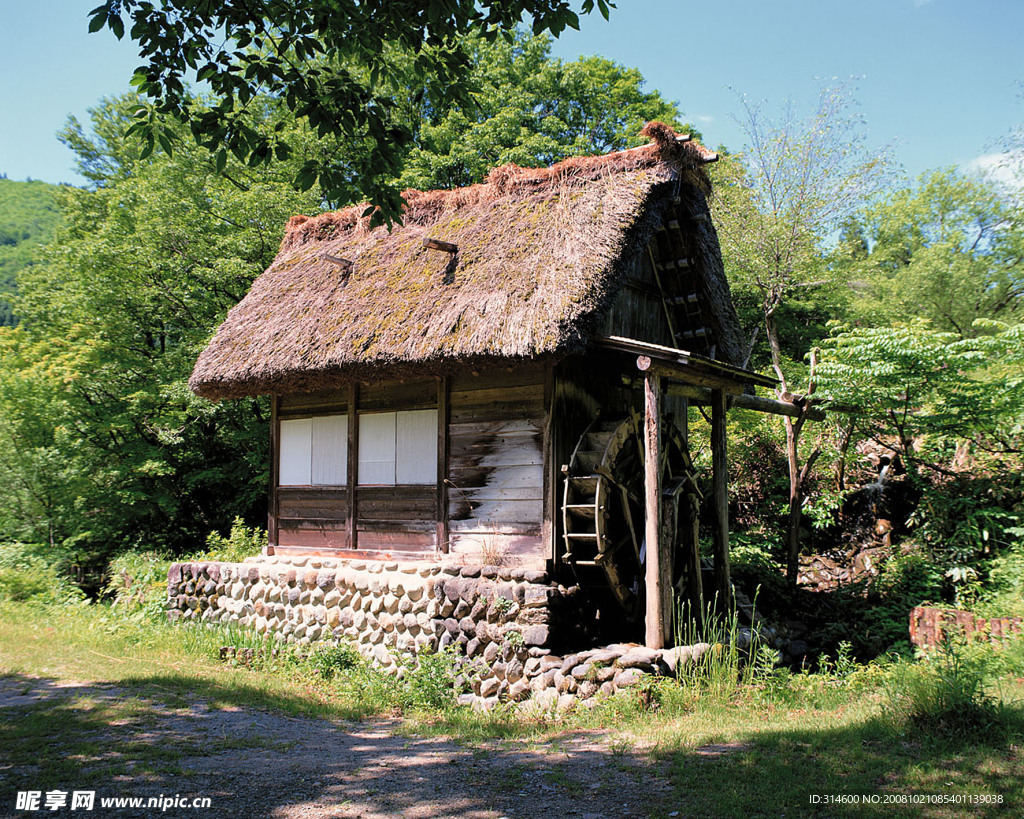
104, 550, 171, 617
976, 534, 1024, 617
884, 635, 1007, 739
306, 641, 364, 680
198, 516, 267, 562
391, 645, 465, 711
0, 542, 85, 604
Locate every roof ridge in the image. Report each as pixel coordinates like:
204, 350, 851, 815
281, 122, 714, 251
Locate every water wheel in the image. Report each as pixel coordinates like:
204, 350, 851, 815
561, 411, 700, 623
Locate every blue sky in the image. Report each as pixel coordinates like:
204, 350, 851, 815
1, 0, 1022, 186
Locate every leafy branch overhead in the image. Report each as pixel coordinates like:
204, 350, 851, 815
88, 0, 612, 223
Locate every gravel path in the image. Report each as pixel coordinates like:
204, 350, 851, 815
0, 677, 675, 818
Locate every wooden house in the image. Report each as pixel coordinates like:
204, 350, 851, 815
190, 122, 780, 646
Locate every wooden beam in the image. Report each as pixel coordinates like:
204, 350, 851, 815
436, 376, 449, 553
346, 383, 359, 552
323, 253, 353, 271
637, 354, 744, 394
268, 395, 280, 555
644, 372, 667, 649
711, 388, 732, 611
596, 334, 777, 389
665, 383, 826, 421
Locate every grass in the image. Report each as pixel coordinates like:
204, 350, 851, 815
1, 599, 1023, 816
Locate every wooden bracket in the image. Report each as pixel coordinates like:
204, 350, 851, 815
323, 253, 354, 273
423, 237, 458, 254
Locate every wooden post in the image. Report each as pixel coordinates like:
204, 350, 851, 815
644, 371, 666, 649
268, 395, 280, 555
346, 383, 359, 551
436, 376, 449, 553
711, 388, 732, 610
678, 398, 703, 626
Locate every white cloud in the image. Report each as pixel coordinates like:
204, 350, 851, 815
965, 152, 1024, 189
694, 114, 715, 125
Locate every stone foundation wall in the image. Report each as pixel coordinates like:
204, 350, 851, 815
167, 556, 699, 709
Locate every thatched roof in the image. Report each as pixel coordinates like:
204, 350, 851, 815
190, 123, 740, 400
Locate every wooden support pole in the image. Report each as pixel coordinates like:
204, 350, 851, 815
346, 383, 359, 551
711, 388, 732, 611
436, 376, 449, 553
644, 372, 666, 649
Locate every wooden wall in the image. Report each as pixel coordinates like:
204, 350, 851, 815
270, 363, 548, 562
275, 390, 349, 551
447, 364, 547, 561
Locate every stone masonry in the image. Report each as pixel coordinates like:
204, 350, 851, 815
167, 556, 708, 709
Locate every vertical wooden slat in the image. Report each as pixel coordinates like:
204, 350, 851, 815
269, 395, 280, 554
711, 388, 732, 610
436, 376, 449, 553
542, 362, 556, 563
644, 372, 665, 649
346, 383, 359, 551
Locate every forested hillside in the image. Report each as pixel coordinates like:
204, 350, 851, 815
0, 178, 62, 326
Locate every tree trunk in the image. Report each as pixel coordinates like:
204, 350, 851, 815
766, 308, 820, 588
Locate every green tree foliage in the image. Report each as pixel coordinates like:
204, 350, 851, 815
399, 33, 683, 189
0, 96, 323, 581
89, 0, 611, 222
0, 179, 62, 326
843, 169, 1024, 335
815, 320, 1024, 470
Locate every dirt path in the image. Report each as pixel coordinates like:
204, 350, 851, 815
0, 677, 676, 818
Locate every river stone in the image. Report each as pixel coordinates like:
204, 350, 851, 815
614, 668, 645, 688
523, 625, 549, 647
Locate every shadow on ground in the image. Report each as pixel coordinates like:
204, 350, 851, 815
0, 671, 667, 818
1, 672, 1021, 818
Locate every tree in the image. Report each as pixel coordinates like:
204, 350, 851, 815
0, 96, 322, 571
89, 0, 611, 222
711, 82, 892, 585
844, 169, 1024, 335
399, 34, 683, 190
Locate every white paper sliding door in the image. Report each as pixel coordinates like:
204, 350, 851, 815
358, 412, 397, 485
358, 409, 437, 485
279, 415, 347, 486
311, 415, 348, 485
396, 409, 438, 484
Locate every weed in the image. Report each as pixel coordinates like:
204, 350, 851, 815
306, 641, 363, 680
884, 634, 1008, 739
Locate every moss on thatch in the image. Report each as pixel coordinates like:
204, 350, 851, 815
190, 123, 727, 399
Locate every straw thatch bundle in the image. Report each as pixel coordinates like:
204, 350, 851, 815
190, 123, 731, 400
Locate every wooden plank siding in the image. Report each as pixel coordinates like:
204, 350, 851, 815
447, 364, 546, 560
597, 250, 675, 348
270, 365, 547, 562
